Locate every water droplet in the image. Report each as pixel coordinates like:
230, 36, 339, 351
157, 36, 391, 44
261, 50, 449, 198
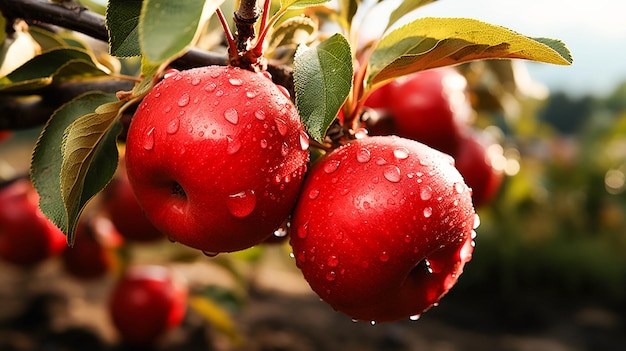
289, 252, 296, 258
274, 227, 287, 237
164, 69, 179, 79
255, 110, 266, 120
202, 251, 219, 257
454, 182, 465, 194
473, 214, 481, 229
178, 93, 190, 107
379, 251, 390, 262
277, 85, 291, 98
246, 90, 257, 98
215, 90, 224, 97
209, 69, 221, 78
299, 131, 310, 150
275, 117, 288, 136
420, 186, 433, 201
370, 321, 377, 326
375, 157, 387, 165
229, 77, 243, 86
281, 142, 289, 157
308, 189, 320, 200
409, 314, 421, 321
327, 255, 339, 267
191, 77, 201, 86
356, 148, 371, 163
325, 271, 336, 281
226, 136, 242, 155
423, 207, 432, 218
166, 119, 179, 134
352, 318, 359, 323
224, 108, 238, 124
143, 127, 155, 150
297, 223, 308, 239
393, 147, 409, 160
323, 159, 341, 174
165, 106, 172, 113
354, 128, 369, 139
361, 260, 370, 268
363, 201, 371, 209
404, 234, 411, 243
260, 139, 268, 149
226, 190, 256, 217
383, 165, 401, 183
204, 82, 217, 92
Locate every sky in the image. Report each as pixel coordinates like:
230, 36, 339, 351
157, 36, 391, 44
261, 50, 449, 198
413, 0, 626, 97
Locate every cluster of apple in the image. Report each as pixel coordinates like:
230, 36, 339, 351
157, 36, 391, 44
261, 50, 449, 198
0, 176, 187, 346
364, 66, 505, 208
122, 64, 478, 323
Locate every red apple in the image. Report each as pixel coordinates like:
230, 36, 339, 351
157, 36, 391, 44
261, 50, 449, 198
0, 130, 10, 143
454, 129, 505, 207
365, 67, 472, 155
109, 265, 188, 346
61, 216, 122, 280
0, 178, 67, 266
290, 136, 476, 322
103, 157, 163, 242
125, 66, 309, 253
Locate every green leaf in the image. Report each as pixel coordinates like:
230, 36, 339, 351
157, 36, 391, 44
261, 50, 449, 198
139, 0, 221, 64
60, 99, 124, 244
280, 0, 331, 10
31, 93, 120, 239
106, 0, 142, 57
294, 33, 353, 142
0, 47, 105, 92
367, 17, 573, 87
0, 13, 6, 44
386, 0, 437, 31
133, 56, 162, 96
337, 0, 360, 28
265, 16, 316, 56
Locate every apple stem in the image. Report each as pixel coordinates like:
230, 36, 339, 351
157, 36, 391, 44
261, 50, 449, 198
234, 0, 260, 53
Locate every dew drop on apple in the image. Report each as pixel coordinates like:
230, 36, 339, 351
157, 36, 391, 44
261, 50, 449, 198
356, 148, 371, 163
297, 223, 308, 239
423, 207, 433, 218
226, 136, 242, 155
204, 82, 217, 92
228, 77, 243, 86
202, 251, 219, 257
325, 271, 336, 281
255, 110, 266, 121
281, 142, 289, 157
190, 77, 201, 86
383, 165, 401, 183
224, 108, 239, 125
308, 189, 320, 200
454, 182, 465, 194
166, 118, 180, 134
327, 255, 339, 267
409, 314, 421, 321
420, 185, 433, 201
275, 117, 288, 136
379, 251, 390, 262
226, 190, 256, 218
143, 127, 155, 150
299, 130, 310, 151
177, 93, 190, 107
164, 69, 179, 79
393, 147, 409, 160
246, 90, 257, 99
260, 139, 268, 149
473, 213, 481, 229
370, 321, 377, 326
273, 227, 287, 238
323, 159, 341, 174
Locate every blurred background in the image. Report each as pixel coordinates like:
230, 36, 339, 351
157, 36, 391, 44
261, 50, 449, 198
1, 0, 625, 350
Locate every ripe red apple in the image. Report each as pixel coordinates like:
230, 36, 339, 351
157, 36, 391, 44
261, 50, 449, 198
0, 178, 67, 266
290, 136, 476, 322
365, 67, 472, 155
103, 157, 163, 242
0, 130, 10, 143
61, 216, 122, 280
109, 265, 188, 346
125, 66, 309, 254
454, 129, 505, 207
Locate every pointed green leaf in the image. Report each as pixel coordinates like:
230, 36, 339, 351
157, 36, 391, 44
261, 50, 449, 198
386, 0, 437, 31
280, 0, 331, 10
266, 16, 316, 56
294, 33, 353, 142
106, 0, 142, 57
31, 92, 120, 237
367, 17, 573, 87
140, 0, 222, 64
60, 99, 125, 244
337, 0, 360, 28
133, 56, 162, 96
0, 47, 105, 92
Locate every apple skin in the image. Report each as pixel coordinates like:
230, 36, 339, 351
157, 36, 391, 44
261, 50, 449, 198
455, 129, 505, 207
61, 216, 122, 280
125, 66, 309, 253
365, 67, 472, 155
109, 265, 188, 346
290, 136, 476, 322
103, 158, 164, 242
0, 178, 67, 266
